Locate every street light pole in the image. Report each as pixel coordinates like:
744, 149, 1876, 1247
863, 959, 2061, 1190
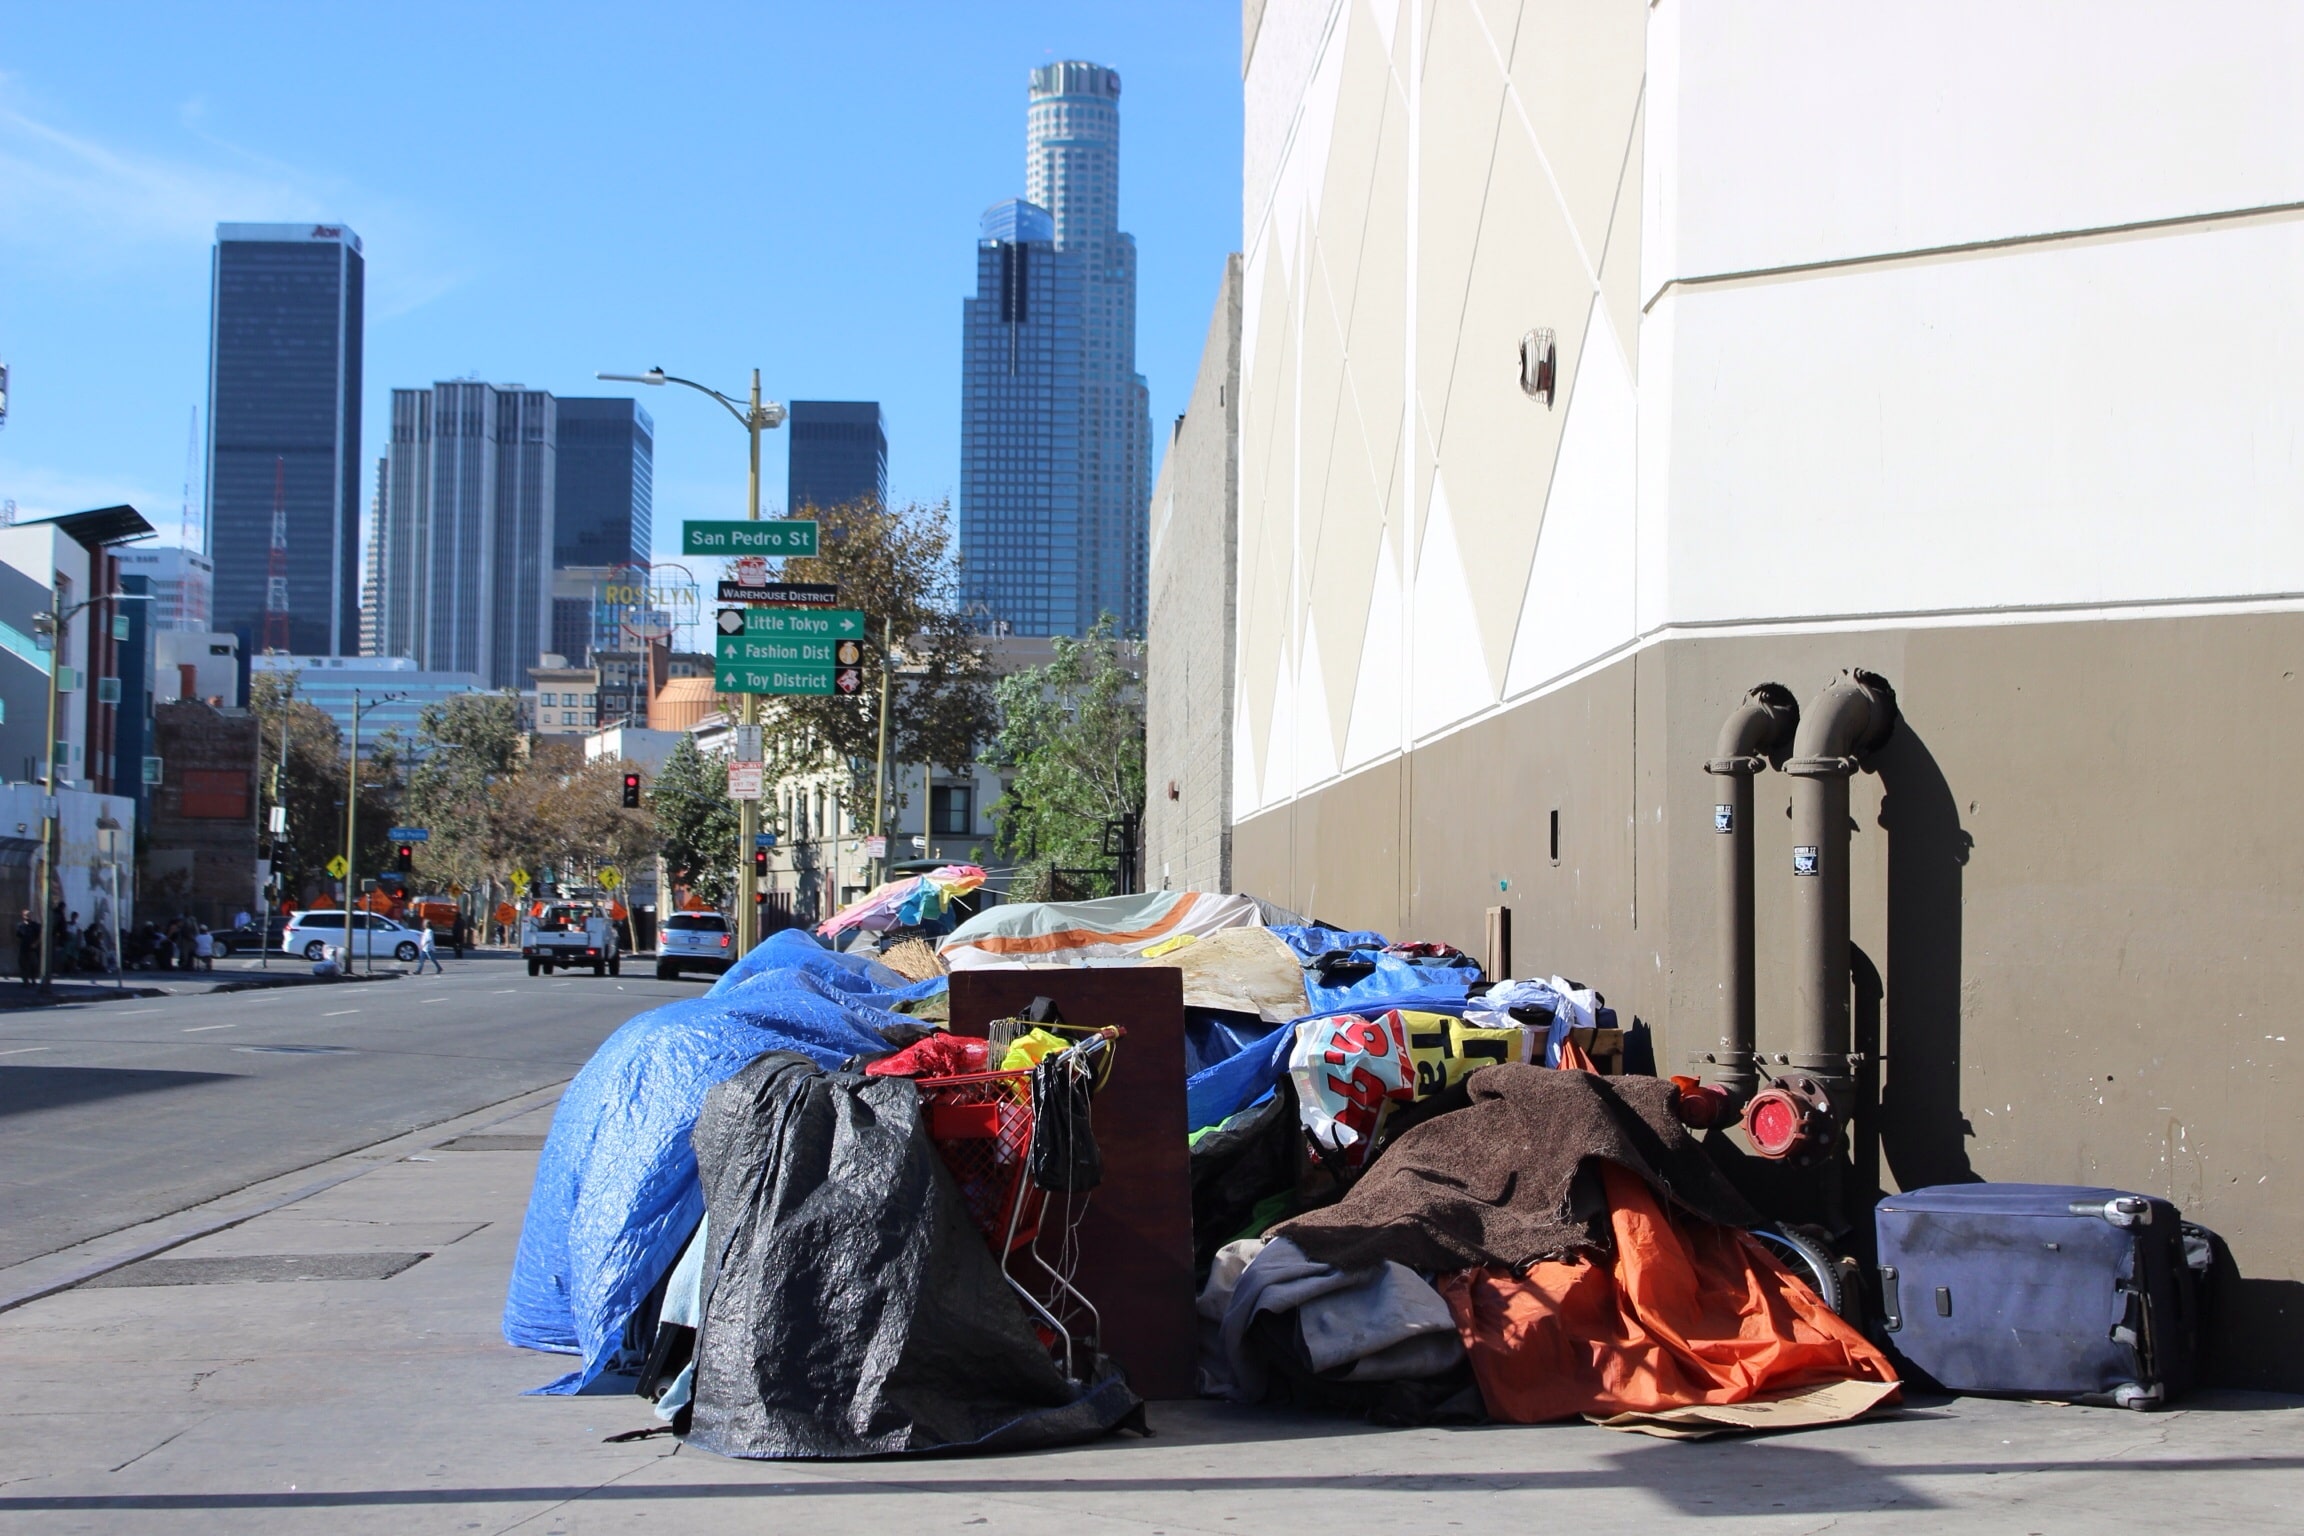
341, 689, 405, 973
597, 366, 786, 956
33, 587, 151, 994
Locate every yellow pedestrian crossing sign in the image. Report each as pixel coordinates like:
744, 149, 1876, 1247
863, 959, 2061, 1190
511, 870, 531, 893
326, 855, 349, 879
599, 866, 622, 891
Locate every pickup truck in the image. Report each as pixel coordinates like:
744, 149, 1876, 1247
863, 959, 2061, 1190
520, 903, 622, 977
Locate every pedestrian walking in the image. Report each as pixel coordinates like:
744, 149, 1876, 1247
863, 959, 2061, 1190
415, 922, 443, 974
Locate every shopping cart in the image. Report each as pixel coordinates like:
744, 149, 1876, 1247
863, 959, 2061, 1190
918, 1026, 1123, 1379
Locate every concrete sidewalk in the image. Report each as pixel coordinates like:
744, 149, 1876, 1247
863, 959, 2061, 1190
2, 1094, 2300, 1534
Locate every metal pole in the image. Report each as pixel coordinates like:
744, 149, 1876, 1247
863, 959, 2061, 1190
37, 588, 62, 994
343, 694, 359, 972
736, 369, 762, 956
871, 616, 892, 887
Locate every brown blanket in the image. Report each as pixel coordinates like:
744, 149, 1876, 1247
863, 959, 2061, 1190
1273, 1064, 1757, 1273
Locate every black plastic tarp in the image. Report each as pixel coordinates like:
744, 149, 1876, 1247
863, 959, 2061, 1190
684, 1051, 1142, 1459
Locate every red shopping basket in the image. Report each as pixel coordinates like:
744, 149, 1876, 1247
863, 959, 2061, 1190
917, 1069, 1044, 1256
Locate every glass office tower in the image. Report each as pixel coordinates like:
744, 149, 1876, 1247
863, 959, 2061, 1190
959, 62, 1151, 636
787, 401, 888, 514
206, 223, 364, 656
553, 397, 654, 571
379, 382, 556, 690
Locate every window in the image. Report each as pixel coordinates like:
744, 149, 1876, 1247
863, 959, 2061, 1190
931, 784, 973, 836
540, 692, 556, 707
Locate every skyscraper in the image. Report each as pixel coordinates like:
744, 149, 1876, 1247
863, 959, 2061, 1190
206, 222, 364, 655
377, 382, 555, 690
553, 398, 653, 571
787, 401, 887, 514
959, 62, 1152, 636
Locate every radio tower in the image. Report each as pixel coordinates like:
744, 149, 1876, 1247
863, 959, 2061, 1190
180, 407, 199, 552
263, 455, 293, 653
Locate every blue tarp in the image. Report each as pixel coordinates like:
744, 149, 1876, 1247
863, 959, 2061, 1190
502, 929, 943, 1393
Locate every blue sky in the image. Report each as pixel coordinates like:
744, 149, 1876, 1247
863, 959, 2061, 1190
0, 1, 1243, 566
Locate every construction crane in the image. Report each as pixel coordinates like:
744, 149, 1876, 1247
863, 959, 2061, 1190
263, 455, 292, 654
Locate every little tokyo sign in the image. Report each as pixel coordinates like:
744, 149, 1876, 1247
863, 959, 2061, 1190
716, 662, 865, 697
715, 607, 864, 639
683, 520, 818, 557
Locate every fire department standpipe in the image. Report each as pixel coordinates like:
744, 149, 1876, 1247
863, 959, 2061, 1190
598, 367, 786, 955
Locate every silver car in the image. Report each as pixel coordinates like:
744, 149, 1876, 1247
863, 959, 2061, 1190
656, 911, 733, 980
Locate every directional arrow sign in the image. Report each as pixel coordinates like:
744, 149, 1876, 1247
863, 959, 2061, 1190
683, 519, 819, 557
717, 634, 839, 667
716, 663, 867, 697
716, 607, 864, 640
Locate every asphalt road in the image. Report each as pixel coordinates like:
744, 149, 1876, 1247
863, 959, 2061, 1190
0, 955, 700, 1270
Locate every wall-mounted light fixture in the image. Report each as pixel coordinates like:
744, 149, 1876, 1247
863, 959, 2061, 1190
1519, 327, 1557, 407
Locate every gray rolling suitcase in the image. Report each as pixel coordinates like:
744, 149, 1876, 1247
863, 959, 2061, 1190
1874, 1183, 2212, 1408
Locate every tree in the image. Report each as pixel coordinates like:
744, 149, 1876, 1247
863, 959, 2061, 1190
766, 497, 995, 824
251, 672, 400, 902
984, 618, 1145, 901
400, 693, 526, 895
651, 735, 739, 906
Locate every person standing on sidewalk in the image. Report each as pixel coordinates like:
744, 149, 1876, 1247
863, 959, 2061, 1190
13, 911, 37, 986
193, 924, 215, 972
415, 922, 443, 975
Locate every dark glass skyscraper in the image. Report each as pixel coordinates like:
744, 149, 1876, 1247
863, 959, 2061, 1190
378, 382, 555, 690
787, 401, 887, 514
207, 223, 364, 655
553, 397, 653, 570
959, 62, 1151, 636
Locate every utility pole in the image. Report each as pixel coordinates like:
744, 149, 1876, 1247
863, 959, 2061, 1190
871, 615, 894, 888
34, 590, 63, 993
340, 689, 405, 971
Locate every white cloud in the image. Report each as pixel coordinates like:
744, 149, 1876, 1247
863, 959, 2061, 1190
0, 458, 188, 533
0, 74, 466, 317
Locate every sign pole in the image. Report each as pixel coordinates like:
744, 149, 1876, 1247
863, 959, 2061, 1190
342, 694, 358, 972
736, 369, 762, 959
872, 615, 892, 888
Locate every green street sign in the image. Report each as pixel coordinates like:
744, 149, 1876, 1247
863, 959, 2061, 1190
683, 519, 819, 557
714, 606, 865, 640
715, 662, 866, 697
716, 634, 845, 667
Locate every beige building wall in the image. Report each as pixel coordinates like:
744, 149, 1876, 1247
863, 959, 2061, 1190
1231, 0, 2304, 1381
1144, 255, 1244, 894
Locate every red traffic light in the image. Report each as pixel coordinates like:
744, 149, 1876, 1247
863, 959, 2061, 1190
396, 843, 413, 873
621, 771, 642, 808
752, 847, 769, 874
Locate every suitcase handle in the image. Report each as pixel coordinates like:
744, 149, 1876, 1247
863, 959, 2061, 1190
2069, 1196, 2153, 1228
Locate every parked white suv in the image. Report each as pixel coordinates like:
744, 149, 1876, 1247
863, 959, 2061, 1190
283, 911, 424, 963
657, 911, 733, 980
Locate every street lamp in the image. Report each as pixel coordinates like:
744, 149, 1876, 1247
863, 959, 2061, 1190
598, 366, 787, 955
31, 588, 152, 992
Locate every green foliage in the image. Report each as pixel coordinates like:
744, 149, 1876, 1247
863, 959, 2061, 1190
984, 617, 1144, 901
400, 695, 655, 896
401, 693, 526, 895
251, 672, 401, 900
650, 734, 739, 905
766, 497, 995, 817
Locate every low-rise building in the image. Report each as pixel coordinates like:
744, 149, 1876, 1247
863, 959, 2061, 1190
529, 658, 599, 736
251, 654, 487, 757
139, 699, 258, 927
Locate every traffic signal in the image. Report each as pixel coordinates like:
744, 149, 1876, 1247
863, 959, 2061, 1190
752, 846, 769, 877
396, 843, 414, 874
621, 771, 641, 808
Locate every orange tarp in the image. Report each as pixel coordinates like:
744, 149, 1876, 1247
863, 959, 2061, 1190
1439, 1165, 1899, 1423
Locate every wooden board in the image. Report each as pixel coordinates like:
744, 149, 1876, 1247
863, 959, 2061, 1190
949, 968, 1197, 1400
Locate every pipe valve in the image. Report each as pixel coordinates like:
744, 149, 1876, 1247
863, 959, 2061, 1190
1743, 1074, 1842, 1163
